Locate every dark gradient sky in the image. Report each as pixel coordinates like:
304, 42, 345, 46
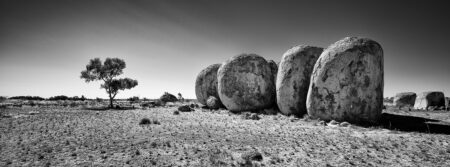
1, 0, 449, 99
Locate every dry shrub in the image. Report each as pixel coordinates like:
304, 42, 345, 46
139, 118, 152, 125
139, 118, 160, 125
205, 148, 234, 166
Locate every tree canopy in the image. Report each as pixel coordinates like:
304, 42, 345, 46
81, 58, 138, 108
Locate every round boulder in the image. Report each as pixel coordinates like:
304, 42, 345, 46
306, 37, 384, 125
414, 91, 445, 110
276, 45, 323, 116
195, 64, 222, 105
206, 96, 222, 110
217, 54, 275, 112
393, 92, 416, 108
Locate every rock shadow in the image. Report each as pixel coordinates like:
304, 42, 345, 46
380, 113, 450, 135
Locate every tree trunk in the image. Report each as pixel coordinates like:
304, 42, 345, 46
109, 97, 113, 108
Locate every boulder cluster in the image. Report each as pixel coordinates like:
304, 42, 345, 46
390, 91, 447, 111
195, 37, 388, 125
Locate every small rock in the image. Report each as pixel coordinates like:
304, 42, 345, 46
327, 120, 340, 127
290, 118, 300, 122
173, 110, 180, 115
178, 105, 193, 112
152, 119, 160, 125
243, 113, 261, 120
329, 120, 339, 125
190, 103, 200, 108
28, 111, 39, 115
340, 122, 351, 127
241, 150, 263, 162
206, 96, 223, 110
139, 118, 152, 125
316, 120, 326, 126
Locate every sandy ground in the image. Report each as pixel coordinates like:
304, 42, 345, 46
1, 107, 450, 166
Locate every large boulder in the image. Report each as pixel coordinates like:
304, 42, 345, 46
414, 91, 445, 110
195, 64, 222, 105
393, 92, 417, 108
306, 37, 384, 125
276, 45, 323, 116
217, 54, 275, 112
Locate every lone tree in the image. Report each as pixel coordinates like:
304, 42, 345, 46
80, 58, 138, 108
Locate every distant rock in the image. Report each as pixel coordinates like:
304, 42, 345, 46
218, 54, 276, 112
393, 92, 417, 109
206, 96, 222, 110
276, 45, 322, 116
195, 64, 222, 105
414, 91, 445, 110
307, 37, 384, 125
178, 105, 194, 112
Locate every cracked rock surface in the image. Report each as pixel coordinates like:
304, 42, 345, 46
218, 54, 275, 112
195, 64, 222, 106
276, 45, 322, 116
307, 37, 384, 125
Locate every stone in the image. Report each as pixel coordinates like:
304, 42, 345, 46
306, 37, 384, 125
178, 105, 194, 112
173, 110, 180, 115
195, 64, 222, 105
340, 122, 351, 127
189, 103, 200, 109
393, 92, 417, 108
414, 91, 445, 110
276, 45, 322, 116
241, 150, 263, 162
316, 120, 326, 126
329, 120, 339, 125
242, 113, 261, 120
206, 96, 222, 110
217, 54, 276, 112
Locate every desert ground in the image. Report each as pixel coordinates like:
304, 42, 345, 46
1, 104, 450, 167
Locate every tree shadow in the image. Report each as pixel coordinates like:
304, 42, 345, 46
380, 113, 450, 135
83, 106, 137, 111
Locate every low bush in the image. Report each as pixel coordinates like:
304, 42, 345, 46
9, 96, 44, 101
160, 92, 178, 103
139, 118, 160, 125
0, 96, 7, 102
128, 96, 140, 103
139, 118, 152, 125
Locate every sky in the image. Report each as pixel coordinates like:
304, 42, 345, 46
0, 0, 449, 99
